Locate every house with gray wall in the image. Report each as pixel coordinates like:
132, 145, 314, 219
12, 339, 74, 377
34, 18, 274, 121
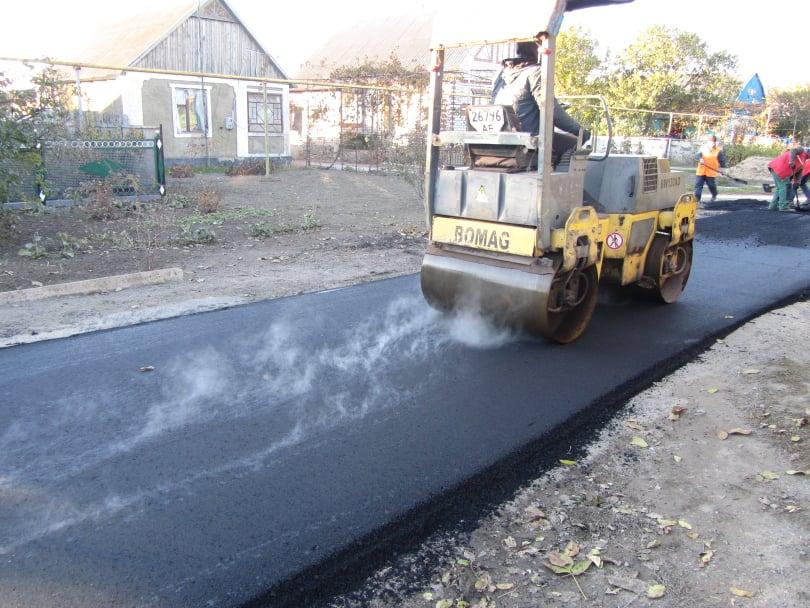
77, 0, 291, 164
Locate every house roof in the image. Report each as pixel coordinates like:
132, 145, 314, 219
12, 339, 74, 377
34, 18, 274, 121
68, 0, 288, 80
297, 12, 439, 81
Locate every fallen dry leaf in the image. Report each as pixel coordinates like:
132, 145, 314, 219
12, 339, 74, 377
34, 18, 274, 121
785, 505, 800, 513
742, 369, 760, 375
436, 600, 453, 608
456, 558, 470, 566
729, 587, 755, 598
503, 536, 517, 549
474, 573, 492, 591
707, 387, 720, 394
758, 470, 780, 481
647, 539, 661, 549
785, 470, 808, 476
564, 541, 580, 558
657, 518, 677, 527
495, 582, 514, 591
678, 519, 693, 530
669, 406, 687, 421
139, 365, 155, 372
626, 419, 645, 431
687, 531, 700, 541
790, 435, 801, 443
673, 454, 683, 463
630, 436, 649, 449
699, 550, 714, 567
559, 459, 576, 467
728, 428, 752, 436
716, 430, 729, 440
548, 552, 573, 568
647, 583, 666, 599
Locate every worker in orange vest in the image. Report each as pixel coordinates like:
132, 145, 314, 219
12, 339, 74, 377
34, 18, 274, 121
768, 147, 808, 210
694, 134, 726, 203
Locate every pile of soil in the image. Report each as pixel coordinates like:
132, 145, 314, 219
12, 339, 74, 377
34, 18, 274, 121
726, 156, 773, 183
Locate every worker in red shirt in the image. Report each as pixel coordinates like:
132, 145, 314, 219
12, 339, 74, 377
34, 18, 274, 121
768, 147, 808, 210
787, 156, 810, 207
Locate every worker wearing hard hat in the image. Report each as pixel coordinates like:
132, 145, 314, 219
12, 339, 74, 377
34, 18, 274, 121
768, 146, 808, 211
694, 134, 726, 203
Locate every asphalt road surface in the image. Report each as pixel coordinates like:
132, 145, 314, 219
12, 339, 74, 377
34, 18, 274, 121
1, 201, 809, 608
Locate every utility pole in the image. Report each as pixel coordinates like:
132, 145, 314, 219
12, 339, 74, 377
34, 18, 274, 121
74, 66, 83, 134
263, 82, 270, 177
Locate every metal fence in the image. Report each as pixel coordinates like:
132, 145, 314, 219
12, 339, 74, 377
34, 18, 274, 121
2, 127, 166, 204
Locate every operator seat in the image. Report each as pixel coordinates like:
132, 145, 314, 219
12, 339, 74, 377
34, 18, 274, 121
466, 105, 580, 172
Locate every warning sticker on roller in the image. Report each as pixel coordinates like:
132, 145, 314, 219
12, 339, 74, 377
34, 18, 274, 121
606, 232, 624, 250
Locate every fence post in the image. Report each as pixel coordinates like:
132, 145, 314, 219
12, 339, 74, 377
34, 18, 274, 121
154, 124, 166, 196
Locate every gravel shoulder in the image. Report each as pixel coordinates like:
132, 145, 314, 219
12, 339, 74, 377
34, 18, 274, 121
326, 302, 810, 608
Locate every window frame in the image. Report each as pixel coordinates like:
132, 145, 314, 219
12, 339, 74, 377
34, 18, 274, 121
170, 84, 213, 138
247, 91, 283, 135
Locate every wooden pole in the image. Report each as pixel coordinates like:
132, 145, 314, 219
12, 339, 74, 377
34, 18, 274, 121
263, 82, 270, 177
424, 48, 444, 232
74, 66, 83, 134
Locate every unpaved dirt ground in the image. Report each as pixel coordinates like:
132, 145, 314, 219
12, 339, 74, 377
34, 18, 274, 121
0, 168, 425, 344
326, 302, 810, 608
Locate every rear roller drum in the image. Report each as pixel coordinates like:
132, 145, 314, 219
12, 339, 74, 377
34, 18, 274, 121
641, 235, 693, 303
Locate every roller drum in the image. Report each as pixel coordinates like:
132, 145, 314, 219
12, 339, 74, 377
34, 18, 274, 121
420, 252, 598, 343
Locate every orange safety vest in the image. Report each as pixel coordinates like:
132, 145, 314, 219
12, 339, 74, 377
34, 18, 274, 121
696, 146, 722, 178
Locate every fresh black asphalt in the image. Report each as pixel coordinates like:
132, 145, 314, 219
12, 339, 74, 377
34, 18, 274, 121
0, 200, 808, 607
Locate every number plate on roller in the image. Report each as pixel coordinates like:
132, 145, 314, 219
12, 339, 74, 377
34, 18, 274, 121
467, 105, 505, 133
431, 217, 536, 256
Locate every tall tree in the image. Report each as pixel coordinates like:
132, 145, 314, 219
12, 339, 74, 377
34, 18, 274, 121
554, 27, 605, 136
0, 66, 71, 203
555, 27, 603, 96
768, 85, 810, 140
604, 26, 740, 135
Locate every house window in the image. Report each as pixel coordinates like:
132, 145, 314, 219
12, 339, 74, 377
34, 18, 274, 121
173, 86, 211, 136
247, 92, 282, 133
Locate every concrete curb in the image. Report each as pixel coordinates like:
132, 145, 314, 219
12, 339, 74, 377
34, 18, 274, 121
0, 268, 184, 305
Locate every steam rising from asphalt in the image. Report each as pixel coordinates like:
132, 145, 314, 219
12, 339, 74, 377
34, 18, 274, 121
0, 297, 513, 553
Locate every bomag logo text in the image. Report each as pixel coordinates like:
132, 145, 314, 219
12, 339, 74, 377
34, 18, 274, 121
659, 176, 682, 189
454, 225, 510, 251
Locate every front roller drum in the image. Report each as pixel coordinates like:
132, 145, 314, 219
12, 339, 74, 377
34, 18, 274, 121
420, 253, 599, 343
641, 235, 693, 303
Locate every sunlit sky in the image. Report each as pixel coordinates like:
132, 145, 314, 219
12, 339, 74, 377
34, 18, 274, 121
0, 0, 806, 91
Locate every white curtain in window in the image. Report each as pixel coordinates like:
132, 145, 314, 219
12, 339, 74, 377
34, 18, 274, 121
173, 88, 207, 133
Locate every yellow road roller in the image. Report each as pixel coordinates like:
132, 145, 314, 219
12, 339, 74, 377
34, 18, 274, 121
420, 0, 696, 343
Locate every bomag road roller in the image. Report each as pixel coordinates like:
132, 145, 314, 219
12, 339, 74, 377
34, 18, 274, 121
420, 0, 696, 343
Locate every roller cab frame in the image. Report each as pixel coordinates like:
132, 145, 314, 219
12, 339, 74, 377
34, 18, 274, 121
420, 0, 696, 343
